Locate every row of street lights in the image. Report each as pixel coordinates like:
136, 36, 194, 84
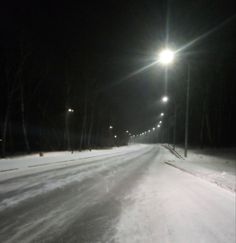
66, 115, 131, 150
130, 112, 164, 139
109, 126, 132, 140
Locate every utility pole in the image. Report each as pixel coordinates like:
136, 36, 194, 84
184, 64, 190, 157
173, 104, 177, 151
65, 108, 74, 151
65, 111, 71, 151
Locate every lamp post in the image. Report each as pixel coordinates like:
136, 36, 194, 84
109, 125, 114, 147
173, 103, 177, 151
184, 64, 190, 157
158, 48, 190, 157
158, 49, 175, 147
65, 108, 74, 151
114, 135, 118, 146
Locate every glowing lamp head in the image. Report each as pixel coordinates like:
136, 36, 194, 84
68, 108, 74, 112
158, 49, 174, 65
162, 96, 169, 103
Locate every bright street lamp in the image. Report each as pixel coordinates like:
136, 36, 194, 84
160, 113, 164, 116
162, 96, 169, 103
114, 135, 117, 138
68, 108, 74, 112
158, 49, 175, 65
158, 47, 190, 157
109, 125, 113, 129
157, 124, 161, 128
66, 107, 75, 151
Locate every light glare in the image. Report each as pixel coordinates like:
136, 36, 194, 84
162, 96, 169, 103
68, 108, 74, 112
158, 49, 174, 65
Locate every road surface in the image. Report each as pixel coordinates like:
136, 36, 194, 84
0, 145, 235, 242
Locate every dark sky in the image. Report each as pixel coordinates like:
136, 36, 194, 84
1, 0, 235, 140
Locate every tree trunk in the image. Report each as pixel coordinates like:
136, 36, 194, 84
80, 87, 88, 150
87, 107, 95, 149
20, 84, 31, 153
1, 103, 10, 158
205, 113, 213, 145
200, 111, 205, 149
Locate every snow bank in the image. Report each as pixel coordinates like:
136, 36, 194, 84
164, 145, 236, 192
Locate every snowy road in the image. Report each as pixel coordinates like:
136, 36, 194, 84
0, 145, 235, 243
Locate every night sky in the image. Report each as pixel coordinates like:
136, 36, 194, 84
0, 0, 236, 153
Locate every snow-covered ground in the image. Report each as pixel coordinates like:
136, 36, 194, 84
115, 151, 235, 243
164, 145, 236, 192
0, 144, 235, 243
0, 144, 148, 180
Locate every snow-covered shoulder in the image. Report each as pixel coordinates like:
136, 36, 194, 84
164, 145, 236, 192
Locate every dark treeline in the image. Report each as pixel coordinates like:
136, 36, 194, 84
0, 33, 127, 157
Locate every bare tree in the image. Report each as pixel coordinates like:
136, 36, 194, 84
20, 83, 30, 153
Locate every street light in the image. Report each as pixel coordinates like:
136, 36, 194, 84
65, 107, 75, 151
160, 113, 164, 116
162, 96, 169, 103
109, 125, 114, 147
157, 124, 161, 128
114, 135, 117, 138
158, 49, 175, 65
158, 47, 190, 157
